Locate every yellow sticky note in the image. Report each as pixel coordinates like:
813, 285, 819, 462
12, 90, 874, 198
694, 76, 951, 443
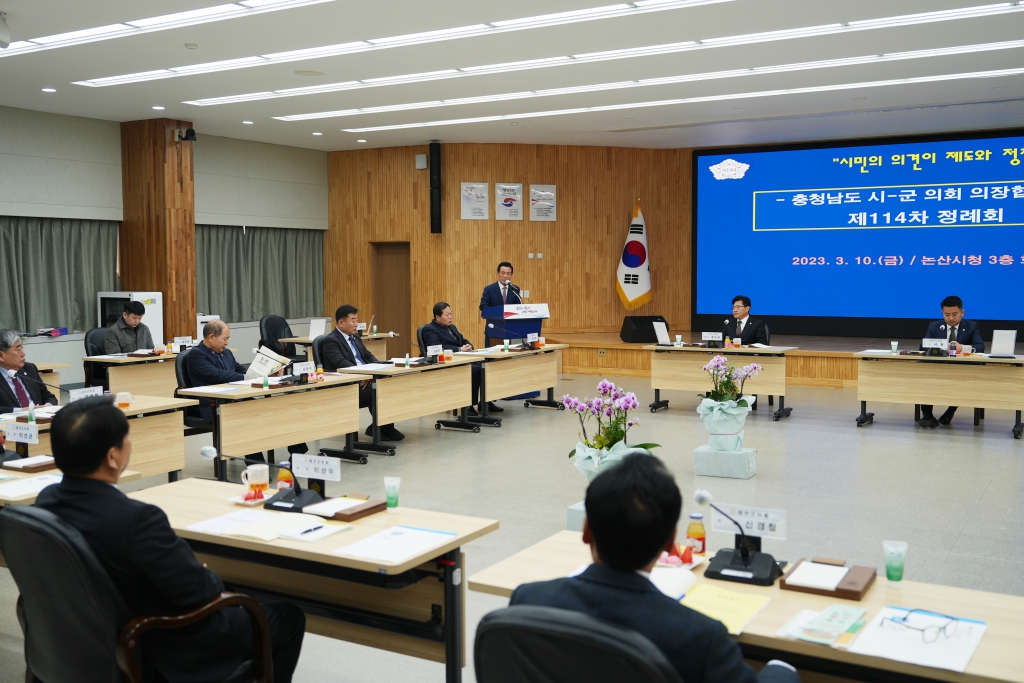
680, 584, 770, 635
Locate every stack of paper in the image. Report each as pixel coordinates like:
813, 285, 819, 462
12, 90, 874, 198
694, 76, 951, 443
679, 584, 770, 635
786, 561, 849, 591
334, 526, 456, 563
0, 474, 63, 497
796, 604, 866, 645
304, 497, 368, 518
849, 607, 987, 673
1, 455, 54, 470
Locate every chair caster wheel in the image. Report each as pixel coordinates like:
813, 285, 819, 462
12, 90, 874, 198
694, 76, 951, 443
473, 426, 481, 433
524, 402, 530, 408
359, 457, 368, 464
434, 423, 441, 430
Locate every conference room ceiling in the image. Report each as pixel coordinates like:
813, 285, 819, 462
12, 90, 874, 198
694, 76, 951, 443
1, 0, 1023, 151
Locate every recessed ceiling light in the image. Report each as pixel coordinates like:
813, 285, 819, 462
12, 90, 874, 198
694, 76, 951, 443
340, 65, 1024, 133
294, 70, 324, 76
152, 105, 165, 110
41, 88, 56, 93
312, 132, 323, 135
242, 120, 254, 124
185, 43, 199, 50
356, 139, 367, 142
274, 41, 1024, 122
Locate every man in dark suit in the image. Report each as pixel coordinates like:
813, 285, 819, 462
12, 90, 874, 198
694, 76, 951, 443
511, 454, 798, 683
719, 295, 769, 346
918, 295, 986, 428
423, 301, 493, 414
479, 261, 522, 314
184, 321, 306, 459
321, 304, 404, 441
35, 396, 305, 683
0, 329, 58, 413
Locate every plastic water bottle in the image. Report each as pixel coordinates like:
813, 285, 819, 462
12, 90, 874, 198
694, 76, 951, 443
27, 402, 35, 423
405, 353, 410, 368
262, 374, 270, 390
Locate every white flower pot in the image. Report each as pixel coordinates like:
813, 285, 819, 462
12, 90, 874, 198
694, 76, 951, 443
696, 397, 753, 451
572, 440, 652, 482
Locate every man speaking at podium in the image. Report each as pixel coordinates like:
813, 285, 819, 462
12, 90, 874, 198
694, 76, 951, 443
918, 295, 984, 429
480, 262, 521, 313
720, 295, 769, 346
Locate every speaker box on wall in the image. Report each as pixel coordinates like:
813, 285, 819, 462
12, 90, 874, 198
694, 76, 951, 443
620, 315, 668, 343
429, 142, 441, 234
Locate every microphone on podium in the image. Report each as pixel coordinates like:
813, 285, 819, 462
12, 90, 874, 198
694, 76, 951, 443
487, 323, 532, 350
200, 446, 325, 512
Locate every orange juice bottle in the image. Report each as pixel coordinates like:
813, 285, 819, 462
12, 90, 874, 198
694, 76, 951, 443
724, 337, 732, 348
686, 513, 706, 555
276, 468, 294, 490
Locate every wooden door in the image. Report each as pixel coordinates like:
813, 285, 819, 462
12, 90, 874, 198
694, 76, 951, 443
372, 243, 412, 359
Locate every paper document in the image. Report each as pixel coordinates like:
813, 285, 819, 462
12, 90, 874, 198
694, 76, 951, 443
334, 525, 457, 564
777, 609, 820, 638
222, 512, 325, 542
190, 386, 239, 394
354, 363, 393, 371
245, 346, 292, 380
786, 561, 849, 591
278, 521, 351, 543
2, 455, 55, 469
796, 604, 866, 645
679, 584, 770, 635
308, 318, 327, 339
0, 474, 62, 498
649, 567, 698, 600
389, 357, 424, 363
88, 354, 126, 360
304, 497, 368, 518
749, 343, 770, 348
186, 509, 275, 535
849, 607, 987, 673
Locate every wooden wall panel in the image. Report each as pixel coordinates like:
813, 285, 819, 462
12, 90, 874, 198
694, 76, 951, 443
326, 144, 691, 348
120, 119, 196, 339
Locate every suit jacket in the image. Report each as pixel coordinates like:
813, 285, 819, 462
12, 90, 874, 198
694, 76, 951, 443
923, 319, 985, 353
321, 328, 380, 372
479, 281, 522, 313
719, 317, 770, 346
35, 477, 252, 682
421, 321, 471, 352
0, 363, 58, 413
511, 564, 797, 683
184, 343, 246, 421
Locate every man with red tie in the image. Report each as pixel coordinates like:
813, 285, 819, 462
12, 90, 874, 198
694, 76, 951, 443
479, 262, 522, 314
0, 329, 57, 414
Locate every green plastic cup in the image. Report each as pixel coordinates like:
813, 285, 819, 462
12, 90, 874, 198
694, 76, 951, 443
883, 540, 908, 586
384, 476, 401, 513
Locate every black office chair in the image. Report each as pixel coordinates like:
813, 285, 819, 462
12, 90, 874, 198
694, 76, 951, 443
84, 327, 109, 389
175, 349, 213, 437
475, 605, 682, 683
311, 334, 327, 367
258, 315, 305, 364
0, 506, 272, 683
416, 324, 429, 356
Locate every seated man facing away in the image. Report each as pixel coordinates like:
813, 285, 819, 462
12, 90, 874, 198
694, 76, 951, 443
918, 295, 985, 428
321, 304, 404, 441
105, 300, 155, 353
511, 454, 798, 683
35, 396, 305, 682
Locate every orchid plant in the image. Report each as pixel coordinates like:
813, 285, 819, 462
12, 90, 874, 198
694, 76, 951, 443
563, 379, 659, 457
703, 355, 762, 405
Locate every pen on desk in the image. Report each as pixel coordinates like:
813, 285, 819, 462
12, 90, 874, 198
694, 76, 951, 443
300, 525, 324, 535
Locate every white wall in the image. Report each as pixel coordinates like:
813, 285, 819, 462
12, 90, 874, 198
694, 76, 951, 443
194, 135, 328, 231
0, 105, 123, 221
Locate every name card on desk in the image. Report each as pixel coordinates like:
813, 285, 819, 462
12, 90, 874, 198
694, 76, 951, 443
356, 323, 367, 331
291, 454, 341, 481
293, 361, 315, 375
527, 333, 539, 343
4, 422, 39, 444
710, 503, 787, 540
922, 338, 949, 350
69, 386, 103, 402
174, 336, 193, 348
427, 344, 443, 357
702, 332, 723, 341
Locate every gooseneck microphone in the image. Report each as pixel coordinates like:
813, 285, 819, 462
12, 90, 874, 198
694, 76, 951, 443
486, 323, 532, 349
388, 332, 435, 363
199, 446, 324, 512
8, 369, 62, 397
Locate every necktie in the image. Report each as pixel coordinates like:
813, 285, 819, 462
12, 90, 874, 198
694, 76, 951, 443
12, 376, 29, 408
502, 285, 507, 304
948, 326, 957, 343
349, 337, 365, 364
738, 320, 744, 336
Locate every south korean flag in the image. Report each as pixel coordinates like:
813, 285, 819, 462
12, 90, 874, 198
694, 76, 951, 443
616, 202, 652, 310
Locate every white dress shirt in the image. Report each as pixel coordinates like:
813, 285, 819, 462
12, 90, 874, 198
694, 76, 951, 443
736, 315, 750, 336
339, 330, 365, 365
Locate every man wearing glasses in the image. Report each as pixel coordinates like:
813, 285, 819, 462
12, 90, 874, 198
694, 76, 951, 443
720, 295, 770, 346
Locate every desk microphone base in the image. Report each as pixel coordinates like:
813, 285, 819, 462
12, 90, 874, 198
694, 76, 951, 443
704, 548, 783, 586
263, 488, 324, 513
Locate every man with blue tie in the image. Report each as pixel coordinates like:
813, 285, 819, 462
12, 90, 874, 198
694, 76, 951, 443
322, 305, 404, 441
918, 295, 985, 428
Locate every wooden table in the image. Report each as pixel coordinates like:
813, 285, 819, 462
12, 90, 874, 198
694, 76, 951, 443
34, 363, 70, 404
457, 345, 568, 423
854, 352, 1024, 438
645, 345, 798, 420
0, 467, 142, 505
0, 395, 198, 481
178, 375, 371, 479
83, 353, 179, 398
469, 530, 1024, 683
280, 334, 389, 363
130, 478, 499, 683
337, 358, 478, 451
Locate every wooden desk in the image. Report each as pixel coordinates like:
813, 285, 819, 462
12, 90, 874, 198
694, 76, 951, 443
130, 478, 499, 683
335, 358, 477, 450
457, 345, 569, 419
83, 353, 179, 398
644, 345, 797, 420
0, 467, 142, 505
34, 363, 70, 405
0, 395, 197, 481
280, 334, 389, 363
854, 352, 1024, 438
178, 375, 370, 477
470, 530, 1024, 683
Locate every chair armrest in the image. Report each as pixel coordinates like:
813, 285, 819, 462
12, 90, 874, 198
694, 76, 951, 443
115, 592, 273, 683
